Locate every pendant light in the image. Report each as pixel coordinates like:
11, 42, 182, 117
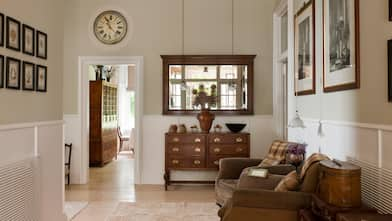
288, 86, 306, 128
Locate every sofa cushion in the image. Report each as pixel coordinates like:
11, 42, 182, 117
274, 171, 299, 192
238, 167, 284, 190
259, 141, 289, 166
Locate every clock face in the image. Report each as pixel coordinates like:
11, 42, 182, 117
94, 10, 127, 45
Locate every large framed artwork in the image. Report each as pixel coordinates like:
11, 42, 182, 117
0, 13, 4, 47
6, 57, 21, 89
36, 31, 47, 59
0, 55, 4, 88
22, 61, 35, 91
6, 16, 21, 51
36, 65, 47, 92
22, 24, 35, 56
323, 0, 360, 92
294, 0, 315, 96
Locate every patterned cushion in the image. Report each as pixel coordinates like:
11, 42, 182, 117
274, 171, 299, 192
259, 141, 289, 166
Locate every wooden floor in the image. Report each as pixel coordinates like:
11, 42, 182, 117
65, 152, 216, 220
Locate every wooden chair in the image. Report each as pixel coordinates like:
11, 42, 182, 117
65, 143, 72, 185
117, 127, 130, 153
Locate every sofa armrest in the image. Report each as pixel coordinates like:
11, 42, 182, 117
259, 164, 296, 175
217, 158, 262, 180
231, 189, 312, 210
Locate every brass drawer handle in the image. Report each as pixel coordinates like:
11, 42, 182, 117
236, 147, 243, 152
214, 137, 221, 143
172, 137, 180, 142
213, 160, 219, 165
214, 148, 221, 153
236, 137, 243, 143
194, 147, 201, 152
194, 160, 201, 165
172, 160, 179, 164
194, 138, 201, 143
172, 147, 180, 152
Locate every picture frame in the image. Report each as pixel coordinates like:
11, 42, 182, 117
6, 57, 21, 89
36, 65, 47, 92
389, 0, 392, 21
36, 30, 47, 59
323, 0, 360, 92
22, 24, 35, 56
6, 16, 21, 51
0, 55, 4, 88
22, 61, 35, 91
388, 40, 392, 102
294, 0, 315, 96
0, 13, 4, 47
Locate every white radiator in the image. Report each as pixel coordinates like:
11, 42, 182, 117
348, 157, 392, 214
0, 158, 39, 221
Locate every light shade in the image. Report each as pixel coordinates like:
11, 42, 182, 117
317, 121, 325, 137
288, 111, 306, 128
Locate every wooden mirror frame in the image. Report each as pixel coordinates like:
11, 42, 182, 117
161, 55, 255, 115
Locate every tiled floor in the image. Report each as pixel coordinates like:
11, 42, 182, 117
65, 152, 216, 221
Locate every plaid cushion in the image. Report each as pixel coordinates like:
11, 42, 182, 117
274, 171, 299, 192
300, 153, 329, 180
259, 141, 289, 166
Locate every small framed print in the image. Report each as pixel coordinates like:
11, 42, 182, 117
22, 61, 35, 91
22, 24, 35, 56
6, 16, 21, 51
0, 13, 4, 47
0, 55, 4, 88
6, 57, 21, 89
294, 0, 315, 96
36, 65, 47, 92
36, 31, 47, 59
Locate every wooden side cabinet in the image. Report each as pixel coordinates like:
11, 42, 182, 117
164, 132, 250, 190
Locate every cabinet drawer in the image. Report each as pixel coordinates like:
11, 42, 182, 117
166, 144, 205, 156
166, 134, 206, 144
167, 157, 205, 169
207, 155, 249, 169
209, 144, 249, 155
209, 134, 248, 144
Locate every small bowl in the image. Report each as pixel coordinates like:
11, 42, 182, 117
225, 123, 246, 133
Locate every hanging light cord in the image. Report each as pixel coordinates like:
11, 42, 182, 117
182, 0, 185, 55
232, 0, 234, 55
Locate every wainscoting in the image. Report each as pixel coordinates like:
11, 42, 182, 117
0, 121, 67, 221
288, 118, 392, 213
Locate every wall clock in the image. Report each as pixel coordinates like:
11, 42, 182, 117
93, 10, 127, 45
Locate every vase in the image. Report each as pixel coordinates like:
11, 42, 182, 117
197, 109, 215, 133
178, 124, 187, 133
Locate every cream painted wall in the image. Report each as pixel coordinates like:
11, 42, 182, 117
0, 0, 64, 124
63, 0, 277, 115
293, 0, 392, 125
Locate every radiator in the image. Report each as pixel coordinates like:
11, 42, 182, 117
348, 157, 392, 214
0, 158, 39, 221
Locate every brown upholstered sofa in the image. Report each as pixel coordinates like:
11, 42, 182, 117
218, 154, 329, 221
215, 140, 299, 206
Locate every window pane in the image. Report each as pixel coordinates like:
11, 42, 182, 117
220, 65, 238, 79
169, 65, 182, 79
185, 65, 217, 79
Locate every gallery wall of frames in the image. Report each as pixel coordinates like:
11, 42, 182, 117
0, 12, 47, 92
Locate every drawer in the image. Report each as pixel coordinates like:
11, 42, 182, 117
207, 155, 249, 168
166, 144, 205, 156
209, 144, 249, 156
166, 134, 206, 144
209, 134, 248, 144
167, 157, 205, 169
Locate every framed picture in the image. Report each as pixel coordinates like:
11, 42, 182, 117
6, 16, 21, 51
0, 13, 4, 47
22, 24, 35, 56
388, 40, 392, 102
294, 0, 315, 96
6, 57, 21, 89
323, 0, 360, 92
390, 0, 392, 21
22, 61, 35, 91
36, 65, 47, 92
0, 55, 4, 88
36, 31, 47, 59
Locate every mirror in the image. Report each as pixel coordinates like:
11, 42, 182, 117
162, 55, 255, 115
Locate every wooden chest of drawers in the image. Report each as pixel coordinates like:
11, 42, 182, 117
164, 132, 250, 190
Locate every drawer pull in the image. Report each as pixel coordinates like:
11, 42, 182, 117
194, 138, 201, 143
213, 148, 221, 153
214, 137, 221, 143
236, 147, 244, 152
194, 147, 201, 152
194, 160, 201, 165
172, 160, 179, 164
213, 160, 219, 165
235, 137, 243, 143
172, 147, 180, 152
172, 137, 180, 142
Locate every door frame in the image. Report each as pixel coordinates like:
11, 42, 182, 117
78, 56, 144, 184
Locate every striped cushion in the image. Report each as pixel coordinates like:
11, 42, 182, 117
274, 171, 299, 192
259, 141, 289, 166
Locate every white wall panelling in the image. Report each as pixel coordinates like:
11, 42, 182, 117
63, 115, 83, 184
0, 121, 67, 221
